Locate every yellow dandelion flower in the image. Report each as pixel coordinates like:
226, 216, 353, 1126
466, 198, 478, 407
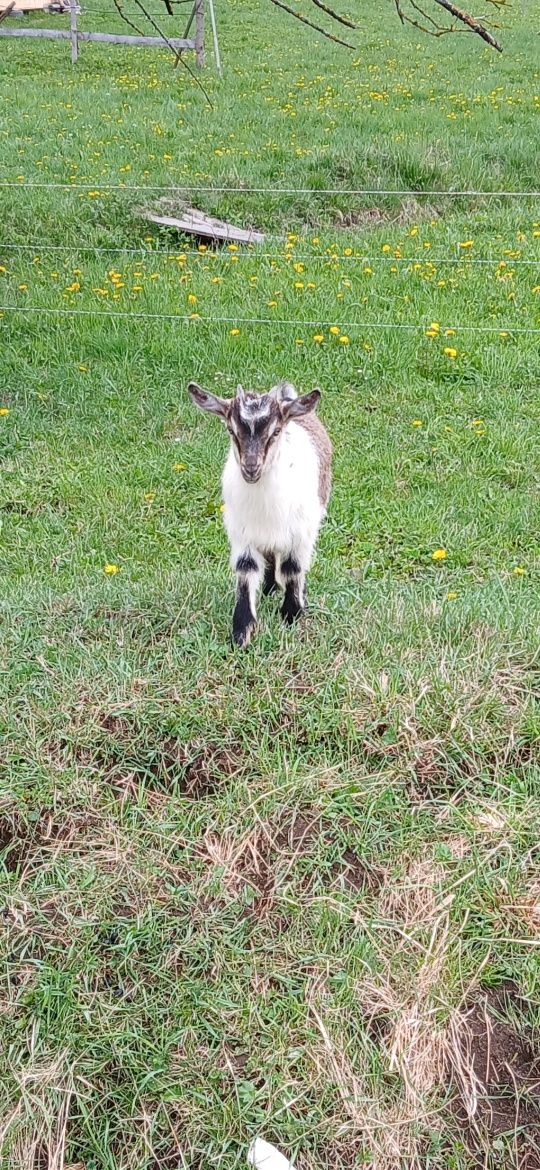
432, 548, 447, 561
444, 347, 458, 358
338, 335, 350, 345
411, 419, 423, 427
144, 492, 155, 501
230, 328, 241, 336
446, 591, 458, 600
173, 462, 186, 472
0, 407, 10, 416
343, 247, 352, 257
459, 240, 474, 248
78, 364, 88, 372
513, 566, 525, 575
313, 333, 324, 343
187, 294, 198, 304
104, 563, 119, 575
329, 326, 340, 336
382, 244, 391, 253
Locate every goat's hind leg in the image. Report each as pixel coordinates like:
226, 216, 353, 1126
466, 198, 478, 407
279, 552, 306, 626
262, 552, 278, 597
232, 549, 263, 648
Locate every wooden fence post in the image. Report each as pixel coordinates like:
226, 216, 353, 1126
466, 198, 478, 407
194, 0, 204, 68
69, 0, 78, 62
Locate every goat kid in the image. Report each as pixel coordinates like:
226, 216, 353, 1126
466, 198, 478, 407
188, 380, 332, 647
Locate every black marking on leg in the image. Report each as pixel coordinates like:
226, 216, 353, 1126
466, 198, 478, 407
236, 552, 258, 574
281, 553, 301, 578
233, 580, 255, 647
281, 579, 303, 626
262, 554, 278, 596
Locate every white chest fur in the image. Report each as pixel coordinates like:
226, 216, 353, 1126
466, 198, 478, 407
222, 422, 324, 561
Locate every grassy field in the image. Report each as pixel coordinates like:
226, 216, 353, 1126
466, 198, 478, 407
1, 1, 540, 1167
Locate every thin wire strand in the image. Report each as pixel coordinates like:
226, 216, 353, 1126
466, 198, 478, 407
1, 304, 538, 332
1, 241, 539, 265
1, 181, 540, 196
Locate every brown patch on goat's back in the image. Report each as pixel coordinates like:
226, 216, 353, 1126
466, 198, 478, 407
294, 414, 332, 507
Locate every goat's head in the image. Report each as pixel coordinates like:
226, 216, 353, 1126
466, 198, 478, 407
188, 380, 321, 484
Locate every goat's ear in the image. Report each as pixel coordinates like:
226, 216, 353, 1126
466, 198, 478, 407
188, 382, 230, 419
282, 388, 321, 419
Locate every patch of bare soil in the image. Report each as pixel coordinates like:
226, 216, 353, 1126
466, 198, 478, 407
0, 808, 96, 874
74, 714, 245, 799
450, 982, 540, 1167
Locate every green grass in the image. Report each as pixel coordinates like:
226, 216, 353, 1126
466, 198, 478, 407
1, 2, 540, 1167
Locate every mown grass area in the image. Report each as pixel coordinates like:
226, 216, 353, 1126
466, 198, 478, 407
1, 1, 540, 1167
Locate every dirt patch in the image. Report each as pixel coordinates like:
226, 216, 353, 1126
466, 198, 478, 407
449, 982, 540, 1166
0, 808, 93, 874
330, 847, 382, 893
60, 715, 246, 799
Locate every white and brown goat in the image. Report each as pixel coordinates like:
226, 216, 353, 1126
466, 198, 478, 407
188, 380, 332, 647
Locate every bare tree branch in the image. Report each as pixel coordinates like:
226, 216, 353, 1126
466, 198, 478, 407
309, 0, 356, 29
431, 0, 503, 48
273, 0, 506, 51
130, 0, 214, 102
269, 0, 356, 47
111, 0, 146, 39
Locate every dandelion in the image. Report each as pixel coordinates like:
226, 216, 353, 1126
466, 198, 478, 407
173, 462, 186, 472
343, 247, 352, 257
104, 563, 119, 575
329, 326, 340, 336
444, 347, 458, 358
432, 548, 447, 561
230, 328, 240, 336
18, 284, 28, 291
313, 334, 324, 343
0, 407, 10, 416
447, 591, 458, 600
444, 329, 456, 336
459, 240, 474, 248
382, 244, 391, 253
411, 419, 423, 427
513, 566, 525, 575
78, 364, 88, 372
338, 335, 350, 345
188, 294, 197, 305
144, 492, 155, 501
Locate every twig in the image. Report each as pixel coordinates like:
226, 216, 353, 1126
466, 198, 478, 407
111, 0, 146, 38
432, 0, 503, 48
0, 1, 15, 23
132, 0, 214, 103
309, 0, 356, 29
269, 0, 356, 47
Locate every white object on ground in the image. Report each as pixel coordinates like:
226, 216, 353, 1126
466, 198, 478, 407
247, 1138, 297, 1170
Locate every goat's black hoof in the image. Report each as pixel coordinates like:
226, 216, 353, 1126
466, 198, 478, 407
232, 623, 255, 648
281, 602, 304, 626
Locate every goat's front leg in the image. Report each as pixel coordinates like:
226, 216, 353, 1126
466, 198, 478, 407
232, 549, 263, 648
278, 552, 307, 626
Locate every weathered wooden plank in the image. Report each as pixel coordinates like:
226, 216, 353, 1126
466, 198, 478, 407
142, 208, 265, 244
1, 0, 50, 10
0, 26, 195, 46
